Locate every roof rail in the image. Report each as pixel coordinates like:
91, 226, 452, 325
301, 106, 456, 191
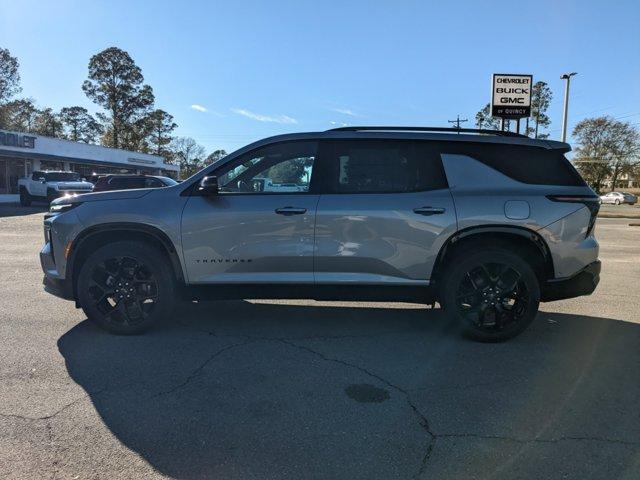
326, 126, 528, 138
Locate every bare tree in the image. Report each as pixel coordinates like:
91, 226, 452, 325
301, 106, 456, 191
170, 137, 206, 179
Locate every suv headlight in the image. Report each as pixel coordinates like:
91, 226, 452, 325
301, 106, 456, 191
49, 203, 81, 214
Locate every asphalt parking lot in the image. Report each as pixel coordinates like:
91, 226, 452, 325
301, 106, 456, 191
0, 206, 639, 480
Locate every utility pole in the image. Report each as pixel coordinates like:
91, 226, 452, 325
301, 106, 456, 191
448, 115, 468, 130
560, 72, 577, 142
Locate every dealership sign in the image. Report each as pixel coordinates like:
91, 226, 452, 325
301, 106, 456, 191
0, 130, 36, 149
491, 74, 533, 118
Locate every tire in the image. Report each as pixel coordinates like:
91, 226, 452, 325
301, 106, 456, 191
439, 248, 540, 342
19, 188, 31, 206
615, 199, 620, 205
77, 241, 176, 334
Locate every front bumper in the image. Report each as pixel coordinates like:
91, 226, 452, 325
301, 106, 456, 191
43, 275, 74, 300
40, 242, 74, 300
542, 260, 601, 302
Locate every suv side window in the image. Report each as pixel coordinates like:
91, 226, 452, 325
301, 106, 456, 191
440, 142, 586, 186
216, 141, 317, 194
323, 140, 448, 194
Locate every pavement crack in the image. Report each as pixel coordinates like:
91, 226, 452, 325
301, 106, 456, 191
436, 432, 639, 446
276, 339, 437, 479
152, 340, 254, 398
0, 389, 105, 422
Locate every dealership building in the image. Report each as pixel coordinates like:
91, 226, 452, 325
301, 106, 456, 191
0, 129, 179, 194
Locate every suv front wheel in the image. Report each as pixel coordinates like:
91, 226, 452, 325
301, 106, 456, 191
440, 248, 540, 342
77, 240, 176, 334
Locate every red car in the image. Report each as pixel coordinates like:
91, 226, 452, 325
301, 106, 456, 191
91, 174, 178, 192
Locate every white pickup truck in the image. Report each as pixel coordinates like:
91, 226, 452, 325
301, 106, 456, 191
18, 170, 94, 206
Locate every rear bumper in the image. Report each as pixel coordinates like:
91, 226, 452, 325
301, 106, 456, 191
542, 260, 601, 302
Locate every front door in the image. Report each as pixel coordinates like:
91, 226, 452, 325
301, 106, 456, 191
314, 139, 457, 285
181, 141, 320, 284
31, 172, 47, 197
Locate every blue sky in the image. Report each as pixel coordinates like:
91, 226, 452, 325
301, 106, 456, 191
1, 0, 638, 153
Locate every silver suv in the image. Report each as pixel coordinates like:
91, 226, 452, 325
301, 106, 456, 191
41, 127, 601, 341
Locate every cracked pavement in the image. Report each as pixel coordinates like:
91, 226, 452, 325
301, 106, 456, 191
1, 206, 639, 479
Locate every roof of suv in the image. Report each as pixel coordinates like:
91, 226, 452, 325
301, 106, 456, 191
241, 127, 570, 153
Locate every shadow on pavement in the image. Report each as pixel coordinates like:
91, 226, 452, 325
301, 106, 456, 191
57, 301, 640, 480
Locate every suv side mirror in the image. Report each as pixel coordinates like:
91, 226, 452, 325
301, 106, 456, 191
198, 175, 219, 196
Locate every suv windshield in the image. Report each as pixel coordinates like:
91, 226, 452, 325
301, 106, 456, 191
44, 172, 81, 182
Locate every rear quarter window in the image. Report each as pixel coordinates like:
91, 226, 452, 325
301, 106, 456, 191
440, 142, 586, 186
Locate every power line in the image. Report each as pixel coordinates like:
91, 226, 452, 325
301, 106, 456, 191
447, 115, 468, 129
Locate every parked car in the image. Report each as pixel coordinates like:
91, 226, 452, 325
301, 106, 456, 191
41, 126, 601, 342
599, 191, 637, 205
91, 174, 178, 192
18, 171, 94, 206
621, 192, 638, 204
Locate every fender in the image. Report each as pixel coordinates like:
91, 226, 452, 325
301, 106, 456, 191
68, 222, 186, 288
432, 224, 554, 281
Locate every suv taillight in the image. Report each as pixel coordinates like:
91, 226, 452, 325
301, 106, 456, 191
546, 195, 600, 237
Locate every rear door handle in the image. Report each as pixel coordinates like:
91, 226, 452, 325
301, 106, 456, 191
275, 206, 307, 216
413, 206, 446, 216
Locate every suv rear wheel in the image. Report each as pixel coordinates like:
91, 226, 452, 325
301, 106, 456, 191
440, 248, 540, 342
77, 241, 176, 334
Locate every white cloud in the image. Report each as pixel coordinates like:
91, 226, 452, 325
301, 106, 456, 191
231, 108, 298, 124
190, 104, 207, 112
330, 107, 359, 117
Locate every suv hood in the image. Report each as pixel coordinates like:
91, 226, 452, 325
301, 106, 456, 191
51, 188, 153, 205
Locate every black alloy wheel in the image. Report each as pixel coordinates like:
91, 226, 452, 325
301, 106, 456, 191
86, 256, 159, 327
456, 262, 529, 332
78, 241, 175, 334
440, 249, 540, 342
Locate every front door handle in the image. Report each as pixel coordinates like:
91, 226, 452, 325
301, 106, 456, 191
275, 206, 307, 216
413, 206, 446, 216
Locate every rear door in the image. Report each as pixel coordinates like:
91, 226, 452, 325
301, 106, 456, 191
314, 139, 457, 285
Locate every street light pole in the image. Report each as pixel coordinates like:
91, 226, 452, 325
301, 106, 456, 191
560, 72, 577, 142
